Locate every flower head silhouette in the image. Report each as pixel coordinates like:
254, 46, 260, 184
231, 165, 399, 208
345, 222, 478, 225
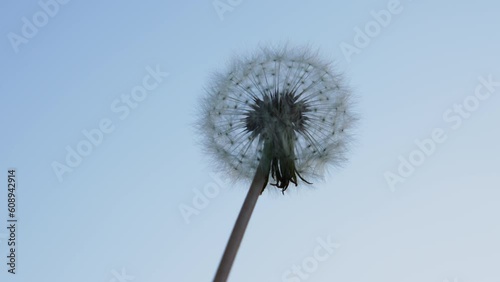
199, 45, 356, 193
198, 45, 357, 281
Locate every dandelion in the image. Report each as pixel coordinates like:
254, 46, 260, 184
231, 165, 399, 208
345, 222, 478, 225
197, 45, 356, 281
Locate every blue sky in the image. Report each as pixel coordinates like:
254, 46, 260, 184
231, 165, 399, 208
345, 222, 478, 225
1, 1, 499, 281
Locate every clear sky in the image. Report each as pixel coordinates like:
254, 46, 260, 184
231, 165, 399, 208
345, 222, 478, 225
1, 1, 499, 281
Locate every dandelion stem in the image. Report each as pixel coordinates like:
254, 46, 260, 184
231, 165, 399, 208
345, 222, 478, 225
213, 161, 268, 282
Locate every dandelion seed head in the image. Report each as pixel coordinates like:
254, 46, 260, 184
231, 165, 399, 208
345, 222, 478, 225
198, 45, 356, 192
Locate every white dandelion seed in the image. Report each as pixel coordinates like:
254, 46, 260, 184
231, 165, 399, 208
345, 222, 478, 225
198, 45, 357, 282
199, 45, 356, 193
